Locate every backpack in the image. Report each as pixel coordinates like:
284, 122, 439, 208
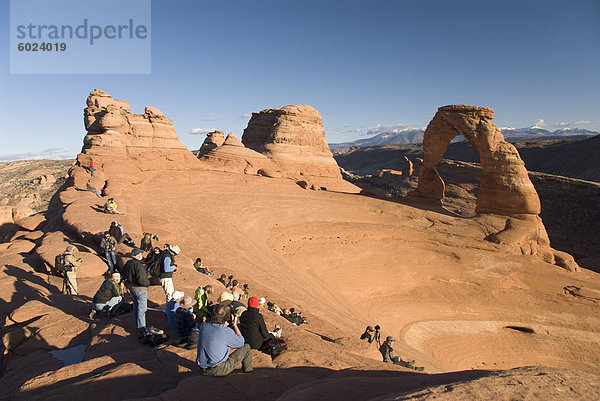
147, 250, 171, 278
54, 253, 72, 275
260, 338, 287, 358
139, 326, 169, 347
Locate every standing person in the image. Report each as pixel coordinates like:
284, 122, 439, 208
90, 272, 124, 319
100, 231, 118, 273
239, 297, 274, 350
89, 158, 96, 177
166, 291, 185, 329
63, 246, 81, 295
160, 244, 179, 302
193, 285, 213, 323
196, 304, 253, 376
379, 336, 424, 371
175, 296, 198, 348
122, 248, 151, 338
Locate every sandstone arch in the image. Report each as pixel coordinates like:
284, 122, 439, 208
416, 105, 541, 216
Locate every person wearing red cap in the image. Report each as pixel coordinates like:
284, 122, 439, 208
239, 296, 274, 350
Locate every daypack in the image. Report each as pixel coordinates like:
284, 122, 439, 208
147, 250, 176, 278
54, 253, 72, 275
260, 338, 287, 357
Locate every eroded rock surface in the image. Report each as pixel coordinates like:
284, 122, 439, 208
242, 104, 355, 190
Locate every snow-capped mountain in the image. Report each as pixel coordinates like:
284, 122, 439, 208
329, 126, 599, 153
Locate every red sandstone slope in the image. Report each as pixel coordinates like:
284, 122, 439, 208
0, 92, 599, 400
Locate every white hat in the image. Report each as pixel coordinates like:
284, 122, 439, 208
259, 297, 266, 305
169, 245, 181, 255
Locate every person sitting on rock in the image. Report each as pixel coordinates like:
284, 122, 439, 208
360, 326, 376, 343
175, 296, 198, 349
267, 302, 283, 315
231, 291, 247, 317
104, 198, 121, 214
196, 304, 253, 376
144, 246, 161, 267
90, 272, 124, 319
140, 232, 153, 252
166, 290, 185, 329
193, 257, 214, 277
217, 274, 227, 287
229, 279, 243, 295
100, 231, 118, 273
239, 297, 275, 350
86, 179, 101, 198
379, 336, 424, 371
117, 222, 134, 246
193, 285, 213, 323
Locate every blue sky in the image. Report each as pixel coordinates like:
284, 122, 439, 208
1, 0, 599, 161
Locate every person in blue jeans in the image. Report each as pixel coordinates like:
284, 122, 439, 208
197, 304, 253, 376
100, 231, 118, 273
121, 248, 151, 337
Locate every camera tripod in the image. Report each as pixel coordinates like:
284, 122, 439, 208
61, 273, 77, 295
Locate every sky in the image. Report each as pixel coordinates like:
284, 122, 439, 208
1, 0, 599, 161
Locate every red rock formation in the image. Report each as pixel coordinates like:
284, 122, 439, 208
198, 133, 282, 175
416, 105, 540, 215
197, 130, 225, 155
413, 105, 576, 268
242, 104, 350, 189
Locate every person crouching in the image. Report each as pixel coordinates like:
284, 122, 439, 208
90, 272, 124, 319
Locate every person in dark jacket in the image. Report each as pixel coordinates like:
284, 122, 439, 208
239, 297, 274, 350
122, 248, 151, 338
100, 231, 118, 273
90, 272, 124, 319
175, 296, 198, 348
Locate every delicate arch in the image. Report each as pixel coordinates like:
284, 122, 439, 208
416, 105, 540, 216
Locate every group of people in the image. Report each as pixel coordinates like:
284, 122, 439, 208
360, 325, 424, 371
65, 158, 422, 375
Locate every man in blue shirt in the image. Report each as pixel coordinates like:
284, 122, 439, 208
196, 304, 253, 376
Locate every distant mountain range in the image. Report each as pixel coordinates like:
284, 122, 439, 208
329, 127, 599, 153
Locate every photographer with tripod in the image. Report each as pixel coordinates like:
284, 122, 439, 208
59, 246, 81, 295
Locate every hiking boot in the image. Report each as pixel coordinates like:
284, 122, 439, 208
89, 309, 96, 320
414, 366, 425, 371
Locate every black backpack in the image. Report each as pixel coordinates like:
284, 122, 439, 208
146, 250, 170, 278
260, 338, 287, 358
54, 254, 72, 275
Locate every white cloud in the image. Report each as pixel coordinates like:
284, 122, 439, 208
0, 148, 77, 162
190, 128, 217, 135
553, 120, 596, 128
239, 113, 251, 119
202, 117, 218, 121
531, 119, 546, 129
